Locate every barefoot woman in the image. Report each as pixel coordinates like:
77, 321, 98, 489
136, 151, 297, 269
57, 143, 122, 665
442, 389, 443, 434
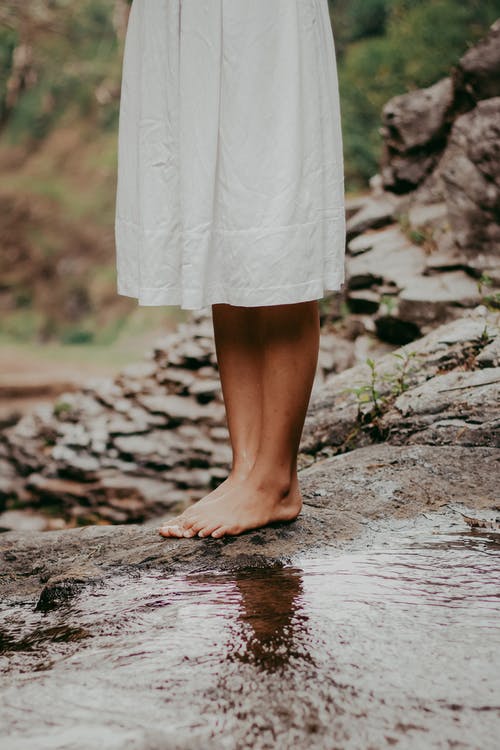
114, 0, 346, 538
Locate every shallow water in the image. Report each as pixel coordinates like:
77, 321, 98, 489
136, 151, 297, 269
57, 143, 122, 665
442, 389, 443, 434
1, 520, 499, 750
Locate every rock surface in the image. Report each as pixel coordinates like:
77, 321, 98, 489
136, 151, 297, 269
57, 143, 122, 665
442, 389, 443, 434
439, 97, 500, 255
1, 442, 497, 604
343, 22, 500, 345
301, 308, 499, 456
0, 309, 360, 527
1, 306, 498, 528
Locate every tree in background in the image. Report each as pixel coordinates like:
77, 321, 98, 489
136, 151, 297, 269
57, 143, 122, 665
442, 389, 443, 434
330, 0, 500, 188
0, 1, 123, 140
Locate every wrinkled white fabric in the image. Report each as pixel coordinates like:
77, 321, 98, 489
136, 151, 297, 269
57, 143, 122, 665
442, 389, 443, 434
115, 0, 346, 309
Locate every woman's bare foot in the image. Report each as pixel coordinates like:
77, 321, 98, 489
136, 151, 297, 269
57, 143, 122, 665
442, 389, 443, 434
161, 467, 253, 531
158, 474, 302, 539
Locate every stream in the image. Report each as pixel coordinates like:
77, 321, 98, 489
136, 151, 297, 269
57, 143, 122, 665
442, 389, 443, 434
1, 514, 499, 749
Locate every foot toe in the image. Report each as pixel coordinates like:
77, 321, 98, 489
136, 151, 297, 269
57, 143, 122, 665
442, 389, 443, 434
197, 525, 217, 538
211, 527, 226, 538
187, 519, 205, 535
180, 515, 199, 531
159, 524, 184, 537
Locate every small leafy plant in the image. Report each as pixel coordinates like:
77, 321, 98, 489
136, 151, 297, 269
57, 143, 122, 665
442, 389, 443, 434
343, 348, 420, 423
477, 273, 500, 311
385, 349, 419, 396
53, 400, 73, 417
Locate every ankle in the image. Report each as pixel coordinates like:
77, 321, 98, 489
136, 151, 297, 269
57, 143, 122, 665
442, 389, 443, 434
250, 469, 298, 499
230, 456, 257, 480
229, 465, 253, 482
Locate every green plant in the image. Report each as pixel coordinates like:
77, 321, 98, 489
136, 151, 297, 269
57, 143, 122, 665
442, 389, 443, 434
477, 274, 500, 311
477, 273, 493, 295
60, 328, 95, 345
53, 400, 73, 417
385, 349, 419, 396
380, 294, 397, 316
343, 348, 420, 426
344, 356, 386, 417
479, 324, 490, 343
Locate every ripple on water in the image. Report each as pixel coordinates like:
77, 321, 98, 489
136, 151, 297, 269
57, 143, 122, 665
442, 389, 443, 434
0, 524, 499, 750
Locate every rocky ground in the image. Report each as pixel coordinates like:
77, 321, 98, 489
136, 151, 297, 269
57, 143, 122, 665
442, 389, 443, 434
1, 301, 498, 605
1, 440, 497, 606
0, 303, 497, 530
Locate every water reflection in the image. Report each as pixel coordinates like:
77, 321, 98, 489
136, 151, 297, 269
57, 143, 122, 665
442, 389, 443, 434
227, 566, 311, 672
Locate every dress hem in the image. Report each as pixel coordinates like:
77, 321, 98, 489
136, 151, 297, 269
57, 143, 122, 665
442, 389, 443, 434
117, 274, 346, 310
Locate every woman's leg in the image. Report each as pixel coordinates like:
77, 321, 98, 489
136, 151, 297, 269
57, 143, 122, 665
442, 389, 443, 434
158, 304, 264, 535
211, 303, 264, 480
160, 299, 320, 538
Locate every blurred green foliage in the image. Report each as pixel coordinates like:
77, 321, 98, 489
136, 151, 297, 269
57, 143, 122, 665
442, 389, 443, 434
0, 0, 499, 187
0, 0, 122, 143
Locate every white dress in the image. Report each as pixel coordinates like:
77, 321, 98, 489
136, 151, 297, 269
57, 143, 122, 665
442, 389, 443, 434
114, 0, 346, 309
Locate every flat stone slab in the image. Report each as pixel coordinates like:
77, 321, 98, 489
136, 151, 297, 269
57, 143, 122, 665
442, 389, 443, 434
302, 311, 498, 455
380, 367, 500, 446
347, 229, 428, 289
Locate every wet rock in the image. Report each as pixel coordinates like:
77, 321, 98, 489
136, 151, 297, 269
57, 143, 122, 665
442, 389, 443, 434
0, 444, 496, 604
36, 568, 101, 612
